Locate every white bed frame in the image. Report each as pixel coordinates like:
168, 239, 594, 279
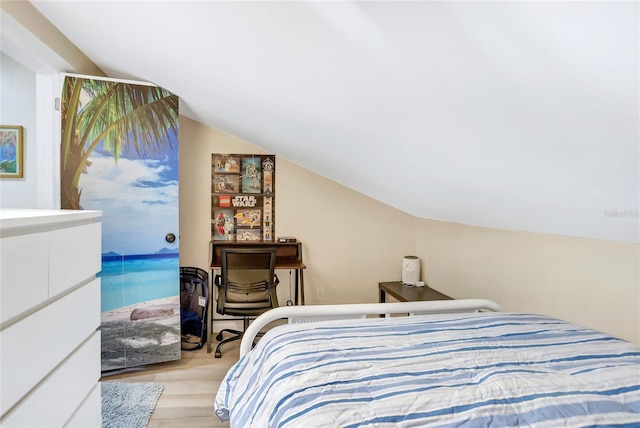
240, 299, 504, 357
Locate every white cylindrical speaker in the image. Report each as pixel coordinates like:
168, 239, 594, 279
402, 256, 420, 285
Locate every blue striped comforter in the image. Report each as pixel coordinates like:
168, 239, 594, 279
215, 312, 640, 427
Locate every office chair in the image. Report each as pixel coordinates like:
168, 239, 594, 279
214, 248, 279, 358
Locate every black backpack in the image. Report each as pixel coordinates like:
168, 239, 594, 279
180, 267, 209, 351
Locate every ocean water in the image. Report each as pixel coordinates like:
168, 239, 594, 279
99, 254, 180, 312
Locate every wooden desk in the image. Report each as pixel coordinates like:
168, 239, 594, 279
379, 281, 452, 303
208, 240, 306, 353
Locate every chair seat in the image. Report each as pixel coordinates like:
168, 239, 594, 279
226, 289, 270, 303
223, 302, 273, 311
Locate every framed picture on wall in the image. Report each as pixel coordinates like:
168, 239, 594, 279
211, 154, 276, 241
0, 125, 24, 179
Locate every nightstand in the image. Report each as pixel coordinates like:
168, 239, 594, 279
379, 281, 452, 303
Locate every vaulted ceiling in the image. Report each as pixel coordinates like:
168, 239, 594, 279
21, 2, 640, 242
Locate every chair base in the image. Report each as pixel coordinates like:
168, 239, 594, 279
214, 323, 266, 358
214, 328, 243, 358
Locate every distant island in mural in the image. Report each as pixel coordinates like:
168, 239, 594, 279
100, 252, 179, 312
102, 247, 179, 258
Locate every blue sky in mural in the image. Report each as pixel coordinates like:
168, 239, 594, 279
80, 131, 179, 256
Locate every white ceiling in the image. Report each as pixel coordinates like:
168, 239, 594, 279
30, 1, 639, 243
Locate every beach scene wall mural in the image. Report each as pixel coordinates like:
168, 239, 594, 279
61, 75, 180, 371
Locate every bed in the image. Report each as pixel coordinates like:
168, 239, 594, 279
214, 300, 640, 427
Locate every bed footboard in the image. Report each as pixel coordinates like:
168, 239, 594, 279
240, 299, 503, 357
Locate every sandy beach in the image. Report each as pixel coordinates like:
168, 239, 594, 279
100, 296, 182, 371
101, 296, 179, 323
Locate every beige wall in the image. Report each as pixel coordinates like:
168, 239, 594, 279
179, 116, 640, 344
178, 117, 416, 308
416, 219, 640, 343
2, 1, 104, 75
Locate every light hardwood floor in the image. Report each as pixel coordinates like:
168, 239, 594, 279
102, 341, 240, 427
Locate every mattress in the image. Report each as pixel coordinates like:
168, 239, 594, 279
215, 312, 640, 427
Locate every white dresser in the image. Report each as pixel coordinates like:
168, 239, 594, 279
0, 209, 102, 427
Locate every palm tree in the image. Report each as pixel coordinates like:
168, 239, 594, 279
60, 76, 179, 209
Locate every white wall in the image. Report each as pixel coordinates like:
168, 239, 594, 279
0, 52, 59, 209
1, 59, 637, 345
2, 52, 637, 345
0, 53, 38, 207
3, 6, 638, 346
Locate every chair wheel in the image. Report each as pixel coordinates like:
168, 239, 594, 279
216, 333, 223, 341
215, 351, 221, 358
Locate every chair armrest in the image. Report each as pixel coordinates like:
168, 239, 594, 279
269, 274, 280, 289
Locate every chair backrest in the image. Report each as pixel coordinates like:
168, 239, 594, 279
216, 248, 279, 315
